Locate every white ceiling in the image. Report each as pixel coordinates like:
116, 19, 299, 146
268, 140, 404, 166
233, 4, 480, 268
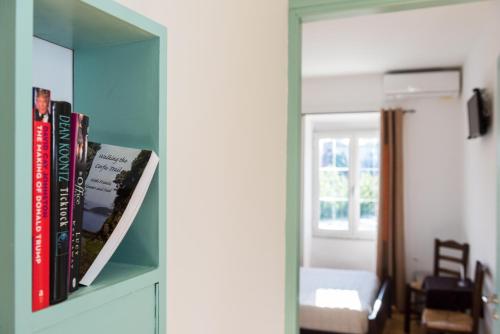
302, 1, 497, 77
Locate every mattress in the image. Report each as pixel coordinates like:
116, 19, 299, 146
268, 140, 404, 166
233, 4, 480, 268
300, 267, 380, 334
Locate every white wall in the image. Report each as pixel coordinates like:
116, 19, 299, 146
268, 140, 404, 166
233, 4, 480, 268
302, 75, 466, 278
32, 37, 73, 103
310, 238, 377, 271
114, 1, 288, 334
402, 97, 466, 280
462, 4, 499, 278
302, 74, 383, 113
461, 5, 500, 332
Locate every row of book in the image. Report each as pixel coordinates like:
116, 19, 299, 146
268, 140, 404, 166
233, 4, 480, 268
32, 87, 89, 311
32, 87, 160, 312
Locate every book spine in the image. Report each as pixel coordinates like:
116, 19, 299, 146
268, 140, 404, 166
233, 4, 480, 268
32, 88, 51, 312
67, 114, 77, 292
68, 113, 89, 292
50, 101, 72, 304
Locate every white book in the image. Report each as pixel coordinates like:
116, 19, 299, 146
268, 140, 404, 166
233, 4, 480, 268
79, 142, 159, 286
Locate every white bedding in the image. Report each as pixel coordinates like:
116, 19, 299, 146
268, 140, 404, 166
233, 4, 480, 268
300, 267, 380, 334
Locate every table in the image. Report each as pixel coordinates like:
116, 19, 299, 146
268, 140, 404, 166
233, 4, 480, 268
423, 276, 473, 311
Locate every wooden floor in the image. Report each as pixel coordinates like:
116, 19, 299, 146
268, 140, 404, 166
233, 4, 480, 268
383, 313, 424, 334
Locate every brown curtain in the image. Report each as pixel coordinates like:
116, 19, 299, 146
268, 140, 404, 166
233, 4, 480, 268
377, 109, 406, 311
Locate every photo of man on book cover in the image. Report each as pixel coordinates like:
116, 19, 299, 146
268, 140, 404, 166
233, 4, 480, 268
33, 88, 51, 122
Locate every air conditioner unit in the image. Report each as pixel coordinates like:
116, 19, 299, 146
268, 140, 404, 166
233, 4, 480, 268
383, 70, 460, 99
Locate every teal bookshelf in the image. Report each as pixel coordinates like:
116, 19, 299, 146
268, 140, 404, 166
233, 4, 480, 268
0, 1, 167, 333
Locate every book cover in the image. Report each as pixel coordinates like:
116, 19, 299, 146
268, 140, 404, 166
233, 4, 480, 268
50, 101, 72, 304
79, 142, 159, 286
32, 87, 51, 312
68, 113, 89, 292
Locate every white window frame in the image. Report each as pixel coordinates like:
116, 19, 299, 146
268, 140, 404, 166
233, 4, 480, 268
312, 129, 380, 240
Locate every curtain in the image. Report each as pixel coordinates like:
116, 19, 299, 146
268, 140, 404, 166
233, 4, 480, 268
377, 109, 406, 311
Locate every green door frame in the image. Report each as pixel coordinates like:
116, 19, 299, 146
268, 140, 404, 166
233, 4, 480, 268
285, 1, 491, 334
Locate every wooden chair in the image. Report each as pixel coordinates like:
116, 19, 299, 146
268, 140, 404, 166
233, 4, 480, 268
434, 239, 470, 278
404, 239, 470, 333
422, 261, 485, 334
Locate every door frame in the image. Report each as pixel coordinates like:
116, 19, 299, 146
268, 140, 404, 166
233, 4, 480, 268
285, 1, 489, 333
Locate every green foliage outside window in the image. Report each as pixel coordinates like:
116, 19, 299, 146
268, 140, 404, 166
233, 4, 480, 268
359, 171, 379, 200
319, 171, 349, 198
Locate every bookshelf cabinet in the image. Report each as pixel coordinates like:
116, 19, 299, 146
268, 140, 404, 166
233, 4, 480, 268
0, 1, 167, 333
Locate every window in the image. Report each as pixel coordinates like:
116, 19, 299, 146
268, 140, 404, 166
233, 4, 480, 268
313, 130, 380, 238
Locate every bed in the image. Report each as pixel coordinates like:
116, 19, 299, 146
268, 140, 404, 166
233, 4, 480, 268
300, 267, 391, 334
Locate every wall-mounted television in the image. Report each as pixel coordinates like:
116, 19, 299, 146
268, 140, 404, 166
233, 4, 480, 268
467, 88, 490, 139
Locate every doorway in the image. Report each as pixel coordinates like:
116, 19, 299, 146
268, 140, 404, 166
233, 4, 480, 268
286, 1, 500, 334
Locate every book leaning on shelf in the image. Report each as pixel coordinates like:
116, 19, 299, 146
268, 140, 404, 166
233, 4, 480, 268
79, 143, 159, 286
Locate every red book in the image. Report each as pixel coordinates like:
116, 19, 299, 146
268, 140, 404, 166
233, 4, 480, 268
32, 87, 51, 312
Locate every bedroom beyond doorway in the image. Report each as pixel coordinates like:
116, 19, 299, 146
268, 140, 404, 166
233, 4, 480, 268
296, 2, 500, 334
